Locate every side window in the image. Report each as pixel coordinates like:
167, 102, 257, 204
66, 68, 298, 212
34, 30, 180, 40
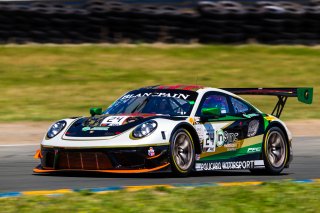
199, 94, 230, 115
231, 97, 250, 114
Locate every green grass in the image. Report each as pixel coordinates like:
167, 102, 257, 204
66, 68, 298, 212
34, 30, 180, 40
0, 44, 318, 121
1, 182, 320, 212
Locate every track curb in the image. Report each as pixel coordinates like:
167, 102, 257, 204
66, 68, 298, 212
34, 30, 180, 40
1, 179, 319, 198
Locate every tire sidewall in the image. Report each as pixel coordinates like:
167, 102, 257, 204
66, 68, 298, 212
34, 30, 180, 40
169, 128, 195, 176
263, 126, 288, 174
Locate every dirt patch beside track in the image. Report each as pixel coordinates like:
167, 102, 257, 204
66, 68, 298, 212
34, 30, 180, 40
0, 122, 51, 145
0, 120, 319, 145
285, 120, 320, 137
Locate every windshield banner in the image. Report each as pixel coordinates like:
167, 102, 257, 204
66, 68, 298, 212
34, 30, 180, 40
122, 89, 198, 101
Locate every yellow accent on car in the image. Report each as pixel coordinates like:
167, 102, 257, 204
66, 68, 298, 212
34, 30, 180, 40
188, 117, 195, 124
265, 115, 277, 121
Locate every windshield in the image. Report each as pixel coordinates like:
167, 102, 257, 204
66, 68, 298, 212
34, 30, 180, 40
104, 89, 198, 116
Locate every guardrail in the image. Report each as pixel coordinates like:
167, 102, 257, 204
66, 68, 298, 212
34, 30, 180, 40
0, 0, 319, 44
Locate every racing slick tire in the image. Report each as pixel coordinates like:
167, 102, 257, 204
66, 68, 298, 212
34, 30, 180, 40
169, 128, 195, 177
251, 126, 288, 175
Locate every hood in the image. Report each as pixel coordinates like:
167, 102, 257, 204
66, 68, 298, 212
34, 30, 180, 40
64, 113, 158, 138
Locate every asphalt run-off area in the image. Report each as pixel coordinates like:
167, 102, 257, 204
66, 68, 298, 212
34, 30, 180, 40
0, 137, 319, 193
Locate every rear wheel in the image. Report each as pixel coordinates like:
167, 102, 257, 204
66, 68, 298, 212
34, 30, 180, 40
169, 128, 195, 177
251, 126, 288, 175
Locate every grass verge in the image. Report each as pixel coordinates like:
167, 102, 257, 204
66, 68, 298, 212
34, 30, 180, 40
1, 182, 320, 212
0, 44, 318, 121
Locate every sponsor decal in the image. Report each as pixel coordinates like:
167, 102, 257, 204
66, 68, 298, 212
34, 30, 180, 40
203, 124, 215, 152
197, 162, 222, 170
82, 127, 91, 132
84, 116, 105, 127
92, 127, 110, 131
195, 125, 205, 143
148, 147, 155, 157
221, 161, 254, 170
198, 123, 239, 152
247, 147, 261, 153
101, 116, 128, 126
82, 126, 109, 132
121, 93, 190, 100
218, 131, 239, 151
224, 143, 238, 151
253, 160, 265, 168
216, 129, 225, 147
195, 160, 255, 171
224, 132, 239, 144
217, 131, 239, 147
243, 113, 259, 118
247, 120, 259, 137
224, 143, 237, 148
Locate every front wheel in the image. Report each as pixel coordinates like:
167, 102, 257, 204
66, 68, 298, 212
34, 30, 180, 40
251, 126, 288, 175
169, 128, 195, 177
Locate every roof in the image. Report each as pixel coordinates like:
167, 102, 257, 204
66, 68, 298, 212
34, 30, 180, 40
140, 85, 206, 91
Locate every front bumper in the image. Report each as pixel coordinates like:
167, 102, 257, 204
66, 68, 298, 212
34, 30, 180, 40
34, 145, 170, 173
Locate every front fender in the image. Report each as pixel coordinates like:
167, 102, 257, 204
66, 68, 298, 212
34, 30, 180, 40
170, 122, 201, 154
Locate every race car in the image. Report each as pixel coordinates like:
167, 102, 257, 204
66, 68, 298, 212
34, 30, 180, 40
34, 85, 313, 176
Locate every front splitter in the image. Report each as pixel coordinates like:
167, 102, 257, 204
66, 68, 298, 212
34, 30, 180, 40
33, 163, 170, 174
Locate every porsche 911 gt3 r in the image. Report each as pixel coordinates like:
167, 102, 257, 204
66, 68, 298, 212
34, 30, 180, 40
34, 85, 313, 176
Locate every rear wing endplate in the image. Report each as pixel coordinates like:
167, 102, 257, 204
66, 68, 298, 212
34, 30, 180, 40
221, 88, 313, 118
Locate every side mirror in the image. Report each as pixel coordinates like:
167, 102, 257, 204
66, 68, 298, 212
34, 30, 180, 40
90, 107, 102, 117
200, 107, 221, 122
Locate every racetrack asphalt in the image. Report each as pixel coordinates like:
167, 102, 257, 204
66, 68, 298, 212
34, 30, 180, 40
0, 137, 319, 193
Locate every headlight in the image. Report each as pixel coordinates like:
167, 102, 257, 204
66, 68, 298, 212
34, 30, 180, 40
47, 120, 67, 139
132, 120, 157, 138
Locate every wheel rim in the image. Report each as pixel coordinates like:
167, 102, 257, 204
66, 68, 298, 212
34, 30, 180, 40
173, 132, 193, 171
267, 131, 286, 168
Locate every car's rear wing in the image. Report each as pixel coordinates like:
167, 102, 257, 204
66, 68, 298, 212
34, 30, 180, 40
221, 88, 313, 118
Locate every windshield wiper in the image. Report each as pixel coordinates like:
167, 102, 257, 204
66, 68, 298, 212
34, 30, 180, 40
131, 97, 150, 113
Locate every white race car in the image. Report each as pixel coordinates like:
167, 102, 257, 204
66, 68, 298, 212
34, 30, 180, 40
34, 85, 313, 176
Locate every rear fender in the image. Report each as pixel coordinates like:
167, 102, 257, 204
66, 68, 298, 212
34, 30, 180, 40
265, 120, 293, 167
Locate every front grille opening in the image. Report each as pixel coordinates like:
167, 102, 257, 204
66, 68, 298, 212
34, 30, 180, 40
40, 146, 169, 171
68, 152, 82, 169
57, 151, 112, 170
112, 152, 145, 168
42, 150, 54, 169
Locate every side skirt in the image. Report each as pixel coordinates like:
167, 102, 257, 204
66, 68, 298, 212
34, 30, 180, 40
194, 153, 265, 172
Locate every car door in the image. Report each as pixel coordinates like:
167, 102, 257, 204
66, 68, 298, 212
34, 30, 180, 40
228, 96, 265, 157
195, 92, 262, 161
